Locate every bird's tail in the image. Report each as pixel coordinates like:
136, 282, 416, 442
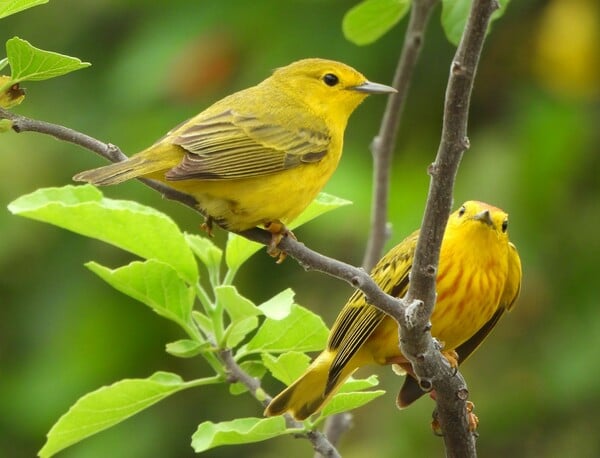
73, 155, 165, 186
264, 351, 354, 420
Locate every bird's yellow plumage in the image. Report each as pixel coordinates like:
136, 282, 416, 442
73, 58, 395, 248
265, 201, 522, 420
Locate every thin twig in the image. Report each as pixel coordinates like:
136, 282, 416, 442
1, 108, 200, 210
219, 349, 341, 458
362, 0, 440, 271
397, 1, 500, 457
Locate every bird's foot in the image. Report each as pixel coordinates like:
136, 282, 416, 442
201, 216, 215, 237
264, 220, 295, 263
442, 349, 460, 374
466, 400, 479, 431
430, 401, 479, 435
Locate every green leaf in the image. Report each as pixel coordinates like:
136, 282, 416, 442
229, 361, 266, 395
262, 352, 311, 386
86, 260, 195, 333
320, 390, 386, 419
193, 310, 214, 337
8, 185, 198, 283
191, 417, 289, 452
241, 304, 328, 355
441, 0, 511, 46
257, 288, 295, 320
226, 316, 259, 348
185, 233, 222, 281
216, 285, 261, 322
39, 372, 199, 458
216, 286, 261, 347
338, 374, 380, 393
6, 37, 90, 83
165, 339, 208, 358
0, 57, 8, 72
0, 0, 48, 19
343, 0, 411, 46
225, 192, 351, 271
288, 192, 352, 229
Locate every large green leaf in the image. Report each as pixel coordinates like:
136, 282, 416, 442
6, 37, 90, 83
343, 0, 411, 46
86, 260, 195, 333
240, 304, 328, 356
0, 0, 48, 20
39, 372, 210, 458
225, 192, 351, 271
191, 417, 289, 452
8, 185, 198, 283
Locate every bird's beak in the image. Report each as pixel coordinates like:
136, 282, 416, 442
351, 80, 397, 94
473, 209, 494, 226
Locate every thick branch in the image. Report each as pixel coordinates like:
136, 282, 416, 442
363, 0, 440, 271
398, 1, 499, 457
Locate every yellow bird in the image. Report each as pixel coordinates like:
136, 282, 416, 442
265, 201, 522, 420
74, 58, 395, 253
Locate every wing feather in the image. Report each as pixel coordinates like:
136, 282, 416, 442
164, 109, 330, 180
325, 233, 418, 392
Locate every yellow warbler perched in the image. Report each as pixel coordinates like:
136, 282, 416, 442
265, 201, 522, 420
74, 58, 395, 254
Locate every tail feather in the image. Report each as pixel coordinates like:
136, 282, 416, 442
73, 156, 165, 186
396, 374, 426, 409
265, 351, 355, 420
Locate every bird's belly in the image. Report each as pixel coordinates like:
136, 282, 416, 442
430, 269, 504, 351
167, 161, 331, 231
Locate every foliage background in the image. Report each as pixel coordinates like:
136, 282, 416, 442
1, 0, 599, 456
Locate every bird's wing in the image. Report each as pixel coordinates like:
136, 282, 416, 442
503, 242, 522, 311
326, 233, 417, 393
164, 109, 330, 181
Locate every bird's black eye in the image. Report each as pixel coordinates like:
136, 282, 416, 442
458, 206, 466, 217
501, 219, 508, 233
323, 73, 339, 87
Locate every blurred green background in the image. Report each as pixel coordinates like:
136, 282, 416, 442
1, 0, 599, 457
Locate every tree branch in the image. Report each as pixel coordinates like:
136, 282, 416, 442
321, 1, 440, 451
363, 0, 440, 272
397, 1, 500, 457
0, 107, 404, 317
0, 108, 200, 210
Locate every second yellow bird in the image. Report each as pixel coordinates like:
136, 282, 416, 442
74, 58, 395, 251
265, 201, 522, 420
